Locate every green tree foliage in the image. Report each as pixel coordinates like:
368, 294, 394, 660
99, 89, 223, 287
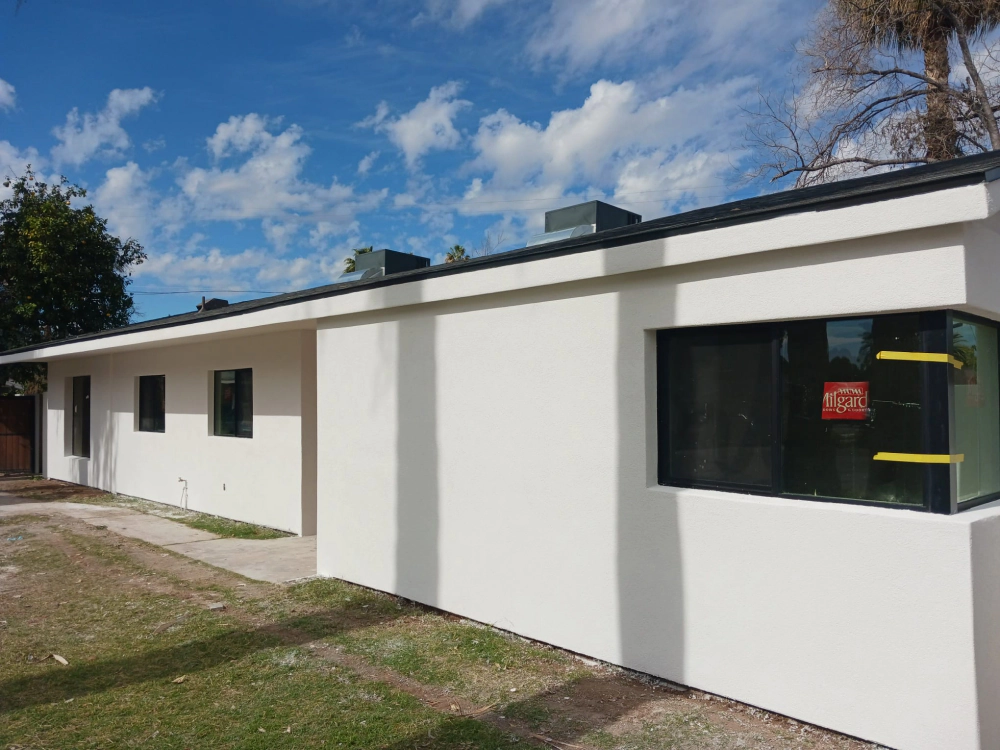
0, 169, 146, 392
445, 244, 468, 263
344, 246, 373, 272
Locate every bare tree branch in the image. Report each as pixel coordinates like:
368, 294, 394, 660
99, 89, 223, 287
471, 229, 506, 258
949, 11, 1000, 148
747, 1, 1000, 186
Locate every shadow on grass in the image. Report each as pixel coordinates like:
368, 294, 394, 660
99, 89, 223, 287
380, 715, 527, 749
2, 598, 727, 750
380, 673, 667, 750
3, 600, 667, 750
0, 603, 409, 715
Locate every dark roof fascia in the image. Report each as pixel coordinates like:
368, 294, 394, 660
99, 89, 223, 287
7, 152, 1000, 357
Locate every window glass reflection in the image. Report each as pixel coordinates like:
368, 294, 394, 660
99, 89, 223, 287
666, 327, 774, 488
214, 370, 237, 437
138, 375, 165, 433
781, 316, 924, 505
953, 317, 1000, 503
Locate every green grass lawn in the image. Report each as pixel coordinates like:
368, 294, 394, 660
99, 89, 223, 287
72, 491, 292, 540
1, 475, 290, 539
0, 514, 876, 750
0, 519, 519, 749
172, 512, 290, 540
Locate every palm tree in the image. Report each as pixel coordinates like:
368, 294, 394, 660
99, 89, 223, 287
834, 0, 1000, 161
445, 244, 468, 264
344, 246, 373, 273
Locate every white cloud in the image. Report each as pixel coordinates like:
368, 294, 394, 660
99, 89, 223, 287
92, 160, 189, 244
93, 161, 157, 241
89, 113, 386, 286
135, 237, 360, 292
308, 220, 360, 248
207, 113, 280, 160
425, 0, 814, 77
459, 77, 753, 227
424, 0, 512, 26
527, 0, 671, 72
262, 219, 299, 252
180, 113, 386, 223
344, 25, 364, 47
0, 140, 42, 201
360, 101, 391, 129
359, 82, 470, 169
0, 78, 16, 111
357, 150, 380, 175
51, 87, 159, 166
136, 245, 277, 286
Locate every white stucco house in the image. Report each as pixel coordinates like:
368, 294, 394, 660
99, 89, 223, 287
5, 153, 1000, 749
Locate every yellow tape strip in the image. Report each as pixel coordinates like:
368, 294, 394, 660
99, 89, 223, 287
873, 452, 965, 464
876, 351, 963, 369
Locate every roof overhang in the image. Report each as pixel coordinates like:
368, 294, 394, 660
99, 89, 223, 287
4, 156, 1000, 364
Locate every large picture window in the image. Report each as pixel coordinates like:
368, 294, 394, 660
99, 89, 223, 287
138, 375, 166, 433
657, 311, 1000, 513
214, 369, 253, 438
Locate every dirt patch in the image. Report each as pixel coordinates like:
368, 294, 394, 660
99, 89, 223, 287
0, 515, 882, 750
52, 517, 277, 606
497, 671, 875, 750
0, 475, 106, 503
0, 476, 290, 540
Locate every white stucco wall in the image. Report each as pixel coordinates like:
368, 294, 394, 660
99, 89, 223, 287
4, 176, 1000, 748
46, 329, 316, 535
316, 224, 1000, 750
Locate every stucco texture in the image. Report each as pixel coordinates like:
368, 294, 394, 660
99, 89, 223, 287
45, 329, 316, 535
316, 221, 1000, 750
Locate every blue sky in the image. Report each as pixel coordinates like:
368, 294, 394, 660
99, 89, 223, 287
0, 0, 821, 320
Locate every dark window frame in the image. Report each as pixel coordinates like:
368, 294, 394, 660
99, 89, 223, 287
657, 323, 777, 494
656, 310, 1000, 515
71, 375, 91, 458
950, 309, 1000, 512
213, 368, 253, 439
137, 375, 166, 433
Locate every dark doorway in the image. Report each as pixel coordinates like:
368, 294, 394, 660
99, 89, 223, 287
0, 396, 36, 472
72, 376, 91, 458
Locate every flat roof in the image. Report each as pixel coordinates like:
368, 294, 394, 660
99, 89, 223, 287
7, 150, 1000, 355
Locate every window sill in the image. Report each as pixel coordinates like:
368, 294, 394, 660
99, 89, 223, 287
647, 482, 931, 516
958, 491, 1000, 512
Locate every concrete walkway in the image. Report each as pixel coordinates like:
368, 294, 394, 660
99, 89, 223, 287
0, 497, 316, 583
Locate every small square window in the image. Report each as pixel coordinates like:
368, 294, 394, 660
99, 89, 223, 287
138, 375, 166, 433
214, 369, 252, 438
